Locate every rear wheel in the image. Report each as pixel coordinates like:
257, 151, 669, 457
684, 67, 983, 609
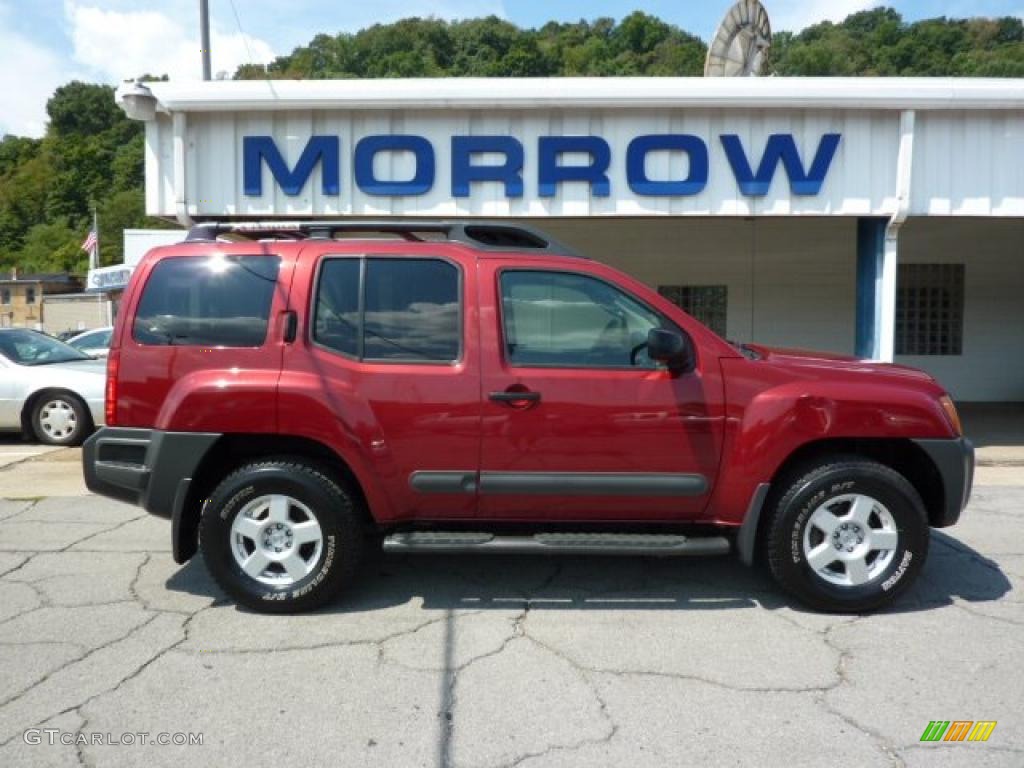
31, 393, 90, 446
200, 459, 365, 613
765, 457, 929, 613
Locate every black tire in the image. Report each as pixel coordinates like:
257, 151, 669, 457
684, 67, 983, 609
199, 459, 365, 613
31, 392, 91, 446
765, 457, 929, 613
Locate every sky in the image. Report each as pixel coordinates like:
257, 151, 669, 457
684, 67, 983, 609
2, 0, 1022, 138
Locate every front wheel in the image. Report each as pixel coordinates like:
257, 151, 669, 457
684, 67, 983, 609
765, 458, 929, 613
200, 460, 365, 613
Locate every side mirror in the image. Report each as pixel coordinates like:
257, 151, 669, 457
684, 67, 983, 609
646, 328, 693, 369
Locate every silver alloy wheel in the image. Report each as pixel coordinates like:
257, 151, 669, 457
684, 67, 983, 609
230, 494, 324, 586
801, 493, 899, 587
38, 399, 78, 441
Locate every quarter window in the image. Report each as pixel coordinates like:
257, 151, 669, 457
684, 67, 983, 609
896, 264, 964, 356
500, 270, 666, 369
315, 257, 460, 363
133, 255, 281, 347
314, 259, 360, 357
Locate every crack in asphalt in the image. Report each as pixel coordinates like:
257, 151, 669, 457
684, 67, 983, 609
0, 613, 161, 720
816, 619, 907, 768
0, 600, 221, 750
492, 633, 619, 768
72, 605, 222, 766
0, 499, 39, 523
0, 553, 30, 578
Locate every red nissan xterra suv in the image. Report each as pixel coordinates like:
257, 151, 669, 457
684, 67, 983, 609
83, 221, 973, 614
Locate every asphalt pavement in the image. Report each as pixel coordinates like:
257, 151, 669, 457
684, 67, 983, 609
0, 436, 1020, 767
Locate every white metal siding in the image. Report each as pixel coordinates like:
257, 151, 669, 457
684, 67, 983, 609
896, 218, 1024, 401
147, 108, 903, 220
139, 88, 1024, 222
912, 111, 1024, 217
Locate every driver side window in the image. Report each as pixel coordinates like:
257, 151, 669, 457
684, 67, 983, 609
500, 270, 665, 369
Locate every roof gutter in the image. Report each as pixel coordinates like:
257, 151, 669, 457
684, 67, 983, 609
136, 77, 1024, 114
878, 109, 916, 363
172, 112, 193, 228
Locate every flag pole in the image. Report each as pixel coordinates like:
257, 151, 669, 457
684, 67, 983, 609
92, 207, 100, 270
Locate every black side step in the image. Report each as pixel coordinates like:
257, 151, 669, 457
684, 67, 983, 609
382, 532, 731, 557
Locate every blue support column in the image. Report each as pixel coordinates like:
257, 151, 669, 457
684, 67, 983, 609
855, 218, 887, 359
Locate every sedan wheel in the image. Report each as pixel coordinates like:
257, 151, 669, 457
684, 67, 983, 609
32, 395, 88, 446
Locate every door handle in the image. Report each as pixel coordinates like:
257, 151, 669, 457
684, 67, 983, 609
282, 311, 298, 343
489, 390, 541, 404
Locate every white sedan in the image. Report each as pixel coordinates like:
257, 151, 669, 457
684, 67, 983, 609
67, 326, 113, 359
0, 329, 106, 446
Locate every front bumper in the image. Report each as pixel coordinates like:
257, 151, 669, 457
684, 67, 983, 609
82, 427, 220, 519
912, 437, 974, 527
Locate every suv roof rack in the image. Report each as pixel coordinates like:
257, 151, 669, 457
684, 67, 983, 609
183, 220, 584, 258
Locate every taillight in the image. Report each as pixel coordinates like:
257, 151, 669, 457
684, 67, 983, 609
105, 346, 119, 426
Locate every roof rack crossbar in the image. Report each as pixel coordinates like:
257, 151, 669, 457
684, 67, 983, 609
184, 220, 583, 258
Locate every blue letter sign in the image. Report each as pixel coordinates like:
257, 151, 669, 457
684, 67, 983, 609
243, 136, 340, 196
451, 136, 525, 198
241, 132, 843, 200
354, 135, 435, 196
720, 133, 842, 196
626, 135, 709, 196
538, 136, 611, 197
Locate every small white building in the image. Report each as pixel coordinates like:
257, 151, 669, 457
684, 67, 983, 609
118, 78, 1024, 401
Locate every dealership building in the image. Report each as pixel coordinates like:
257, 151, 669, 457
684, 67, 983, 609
118, 77, 1024, 402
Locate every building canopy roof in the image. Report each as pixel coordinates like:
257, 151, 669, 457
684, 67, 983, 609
134, 77, 1024, 113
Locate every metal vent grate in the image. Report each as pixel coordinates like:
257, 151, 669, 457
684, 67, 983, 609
896, 264, 964, 356
658, 285, 728, 337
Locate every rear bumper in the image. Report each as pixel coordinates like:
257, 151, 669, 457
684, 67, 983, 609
82, 427, 220, 519
912, 437, 974, 527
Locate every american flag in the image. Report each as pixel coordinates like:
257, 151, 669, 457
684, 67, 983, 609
81, 229, 98, 255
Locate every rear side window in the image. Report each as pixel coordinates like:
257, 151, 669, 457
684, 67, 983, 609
314, 256, 460, 363
133, 255, 281, 347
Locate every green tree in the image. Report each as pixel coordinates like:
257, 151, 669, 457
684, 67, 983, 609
46, 82, 124, 138
16, 219, 85, 274
97, 190, 149, 266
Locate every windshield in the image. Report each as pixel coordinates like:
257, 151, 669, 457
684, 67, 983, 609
0, 329, 93, 366
69, 329, 112, 350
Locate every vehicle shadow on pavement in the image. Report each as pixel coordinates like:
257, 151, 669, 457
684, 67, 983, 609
165, 529, 1010, 616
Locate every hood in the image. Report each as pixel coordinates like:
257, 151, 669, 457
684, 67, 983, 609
744, 344, 938, 385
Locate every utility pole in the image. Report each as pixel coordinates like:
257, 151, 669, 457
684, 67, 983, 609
200, 0, 212, 81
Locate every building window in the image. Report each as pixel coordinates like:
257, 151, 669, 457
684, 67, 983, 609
0, 289, 9, 305
896, 264, 964, 356
25, 287, 36, 304
658, 285, 728, 338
